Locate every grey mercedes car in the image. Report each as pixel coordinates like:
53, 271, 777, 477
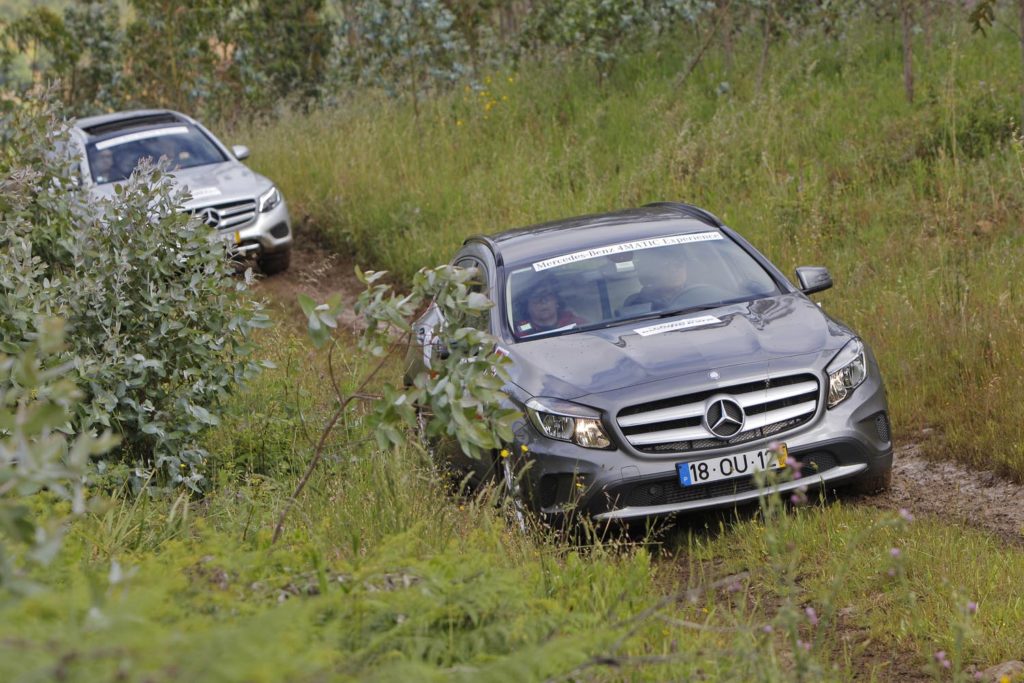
69, 109, 293, 274
409, 203, 892, 523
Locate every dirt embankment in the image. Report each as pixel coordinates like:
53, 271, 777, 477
255, 241, 1024, 545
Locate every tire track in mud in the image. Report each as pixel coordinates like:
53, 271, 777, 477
255, 240, 1024, 544
859, 442, 1024, 545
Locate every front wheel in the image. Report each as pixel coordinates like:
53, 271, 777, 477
258, 248, 291, 275
848, 468, 892, 495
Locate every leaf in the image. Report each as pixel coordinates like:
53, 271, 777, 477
297, 293, 317, 317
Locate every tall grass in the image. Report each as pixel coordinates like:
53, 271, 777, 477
7, 329, 1024, 681
240, 15, 1024, 479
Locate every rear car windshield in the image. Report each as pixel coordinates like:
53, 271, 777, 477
505, 232, 780, 340
85, 124, 227, 184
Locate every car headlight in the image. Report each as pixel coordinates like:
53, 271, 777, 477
525, 397, 612, 449
258, 185, 281, 213
826, 338, 867, 408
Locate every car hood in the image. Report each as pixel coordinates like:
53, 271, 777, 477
506, 294, 852, 400
87, 161, 271, 207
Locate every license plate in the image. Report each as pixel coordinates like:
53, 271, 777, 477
676, 443, 789, 487
218, 229, 241, 244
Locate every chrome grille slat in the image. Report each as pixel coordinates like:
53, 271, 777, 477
618, 373, 820, 454
735, 380, 818, 408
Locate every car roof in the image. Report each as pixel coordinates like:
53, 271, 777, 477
73, 109, 193, 140
465, 203, 724, 267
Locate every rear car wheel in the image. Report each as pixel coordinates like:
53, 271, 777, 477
259, 248, 291, 275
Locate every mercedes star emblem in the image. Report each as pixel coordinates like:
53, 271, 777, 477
199, 207, 220, 228
704, 397, 745, 439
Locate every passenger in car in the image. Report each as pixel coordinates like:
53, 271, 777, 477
515, 276, 588, 336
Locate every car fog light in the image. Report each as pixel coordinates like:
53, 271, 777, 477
826, 339, 867, 408
526, 398, 613, 450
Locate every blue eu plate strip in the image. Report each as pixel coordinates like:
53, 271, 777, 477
676, 462, 693, 487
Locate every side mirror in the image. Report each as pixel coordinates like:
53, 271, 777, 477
231, 145, 251, 161
795, 266, 833, 295
433, 339, 451, 360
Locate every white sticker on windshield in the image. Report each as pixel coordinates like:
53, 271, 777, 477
95, 126, 191, 150
634, 315, 722, 337
532, 232, 723, 272
191, 187, 222, 199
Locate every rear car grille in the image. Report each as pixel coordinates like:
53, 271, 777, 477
610, 452, 839, 509
617, 373, 820, 454
191, 199, 257, 231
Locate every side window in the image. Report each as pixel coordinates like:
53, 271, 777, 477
454, 257, 491, 330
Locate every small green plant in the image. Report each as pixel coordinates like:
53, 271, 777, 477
272, 263, 518, 542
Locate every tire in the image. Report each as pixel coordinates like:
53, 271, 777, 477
259, 248, 291, 275
848, 468, 892, 495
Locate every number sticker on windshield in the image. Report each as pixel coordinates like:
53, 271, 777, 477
532, 232, 723, 272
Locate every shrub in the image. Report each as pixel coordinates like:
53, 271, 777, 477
0, 318, 118, 593
0, 94, 268, 490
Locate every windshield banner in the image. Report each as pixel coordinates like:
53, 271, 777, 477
634, 315, 723, 337
532, 232, 723, 271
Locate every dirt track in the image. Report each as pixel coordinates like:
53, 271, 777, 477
255, 241, 1024, 545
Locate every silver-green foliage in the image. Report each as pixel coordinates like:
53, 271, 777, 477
0, 318, 118, 593
0, 97, 269, 489
300, 264, 517, 459
337, 0, 470, 105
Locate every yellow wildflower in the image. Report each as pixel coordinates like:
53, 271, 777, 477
520, 444, 528, 453
499, 448, 510, 459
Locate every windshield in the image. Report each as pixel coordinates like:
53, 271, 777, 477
85, 124, 227, 184
505, 231, 780, 340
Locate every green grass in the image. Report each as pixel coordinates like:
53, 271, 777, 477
5, 328, 1024, 681
238, 14, 1024, 479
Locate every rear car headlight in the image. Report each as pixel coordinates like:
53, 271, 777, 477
826, 338, 867, 408
525, 398, 612, 449
258, 185, 281, 213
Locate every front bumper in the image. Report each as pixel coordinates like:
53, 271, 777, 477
218, 199, 292, 257
511, 363, 892, 523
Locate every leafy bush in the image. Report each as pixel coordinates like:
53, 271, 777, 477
0, 95, 268, 489
0, 317, 117, 593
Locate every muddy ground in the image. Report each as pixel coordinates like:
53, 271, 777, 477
253, 240, 1024, 546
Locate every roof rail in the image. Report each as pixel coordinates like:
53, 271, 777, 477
642, 201, 723, 228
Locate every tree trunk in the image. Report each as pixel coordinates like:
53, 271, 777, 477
756, 12, 770, 94
901, 0, 914, 105
1019, 0, 1024, 127
721, 0, 734, 71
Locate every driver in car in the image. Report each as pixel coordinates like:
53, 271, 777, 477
516, 276, 587, 336
623, 246, 692, 310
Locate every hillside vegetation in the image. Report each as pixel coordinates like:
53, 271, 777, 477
4, 3, 1024, 682
242, 15, 1024, 480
